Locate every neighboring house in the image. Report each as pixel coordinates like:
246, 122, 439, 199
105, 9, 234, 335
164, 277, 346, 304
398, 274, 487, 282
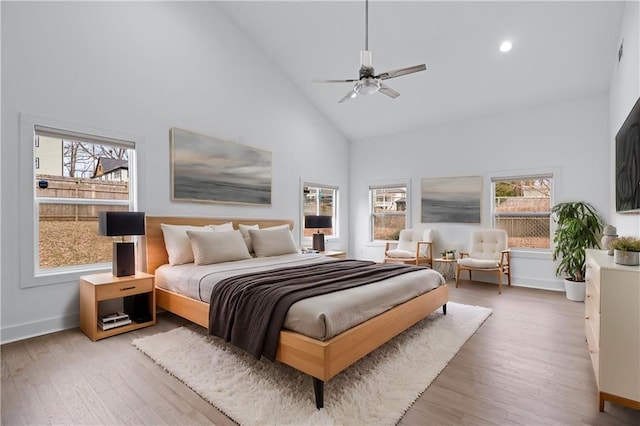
375, 192, 406, 210
34, 135, 62, 176
92, 157, 129, 182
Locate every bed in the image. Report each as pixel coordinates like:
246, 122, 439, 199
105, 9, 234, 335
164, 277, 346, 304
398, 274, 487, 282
144, 216, 449, 408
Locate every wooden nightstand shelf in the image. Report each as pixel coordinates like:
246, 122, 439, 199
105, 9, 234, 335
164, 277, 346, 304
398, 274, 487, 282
79, 272, 156, 341
321, 250, 347, 259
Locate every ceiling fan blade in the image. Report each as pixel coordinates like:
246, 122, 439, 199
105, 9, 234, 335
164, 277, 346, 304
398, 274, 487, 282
313, 79, 359, 83
338, 89, 357, 103
376, 64, 426, 80
379, 83, 400, 99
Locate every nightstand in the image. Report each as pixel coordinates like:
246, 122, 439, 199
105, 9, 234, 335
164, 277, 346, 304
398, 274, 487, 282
79, 272, 156, 341
321, 250, 347, 259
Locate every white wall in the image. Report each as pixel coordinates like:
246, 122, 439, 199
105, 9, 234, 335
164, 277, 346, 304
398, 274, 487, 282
609, 1, 640, 236
2, 1, 635, 343
1, 2, 349, 343
349, 93, 611, 291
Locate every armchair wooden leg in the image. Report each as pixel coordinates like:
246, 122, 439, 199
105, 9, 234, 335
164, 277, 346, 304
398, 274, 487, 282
498, 273, 502, 294
455, 266, 460, 288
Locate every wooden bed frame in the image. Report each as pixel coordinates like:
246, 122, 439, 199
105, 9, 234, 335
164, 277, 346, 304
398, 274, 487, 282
144, 216, 449, 408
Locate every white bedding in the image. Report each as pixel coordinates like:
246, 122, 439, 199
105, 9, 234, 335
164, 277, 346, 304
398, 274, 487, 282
155, 253, 445, 340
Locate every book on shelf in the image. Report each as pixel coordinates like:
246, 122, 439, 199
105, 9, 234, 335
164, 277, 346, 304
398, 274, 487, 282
98, 317, 132, 331
100, 311, 129, 324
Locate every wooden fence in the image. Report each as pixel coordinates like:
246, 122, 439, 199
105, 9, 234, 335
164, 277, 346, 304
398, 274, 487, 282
36, 175, 129, 221
495, 216, 550, 239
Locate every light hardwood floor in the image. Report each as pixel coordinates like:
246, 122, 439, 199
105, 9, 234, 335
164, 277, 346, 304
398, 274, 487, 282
2, 280, 640, 425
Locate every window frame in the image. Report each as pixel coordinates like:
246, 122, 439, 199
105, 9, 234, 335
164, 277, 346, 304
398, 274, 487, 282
368, 179, 410, 243
490, 170, 557, 252
19, 113, 145, 288
301, 181, 339, 244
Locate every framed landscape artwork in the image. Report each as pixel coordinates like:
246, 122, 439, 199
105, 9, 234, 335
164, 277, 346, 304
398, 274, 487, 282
421, 176, 482, 223
170, 128, 272, 205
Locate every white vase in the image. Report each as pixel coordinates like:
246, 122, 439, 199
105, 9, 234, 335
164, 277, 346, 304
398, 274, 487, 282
564, 279, 585, 302
613, 250, 640, 266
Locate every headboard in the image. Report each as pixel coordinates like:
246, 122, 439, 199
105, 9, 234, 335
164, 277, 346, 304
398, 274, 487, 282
144, 216, 294, 274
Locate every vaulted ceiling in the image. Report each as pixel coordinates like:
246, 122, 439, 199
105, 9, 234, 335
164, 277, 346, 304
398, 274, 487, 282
218, 1, 625, 141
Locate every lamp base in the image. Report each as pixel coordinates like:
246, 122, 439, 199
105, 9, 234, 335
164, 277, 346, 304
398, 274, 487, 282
113, 242, 135, 277
312, 233, 325, 252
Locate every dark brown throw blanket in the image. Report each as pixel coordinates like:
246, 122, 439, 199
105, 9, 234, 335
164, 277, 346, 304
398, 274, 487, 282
209, 259, 426, 361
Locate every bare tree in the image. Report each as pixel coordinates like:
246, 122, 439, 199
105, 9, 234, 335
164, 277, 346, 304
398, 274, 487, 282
63, 140, 128, 178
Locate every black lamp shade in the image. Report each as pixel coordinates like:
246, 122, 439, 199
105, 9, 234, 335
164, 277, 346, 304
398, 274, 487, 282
304, 215, 332, 230
98, 211, 145, 236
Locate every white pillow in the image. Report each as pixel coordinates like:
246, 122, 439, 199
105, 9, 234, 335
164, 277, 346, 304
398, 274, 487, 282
263, 224, 291, 231
249, 227, 299, 257
186, 230, 251, 265
161, 224, 214, 266
238, 224, 259, 252
209, 222, 234, 232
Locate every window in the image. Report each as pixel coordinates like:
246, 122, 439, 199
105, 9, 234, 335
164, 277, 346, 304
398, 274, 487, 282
302, 184, 338, 237
370, 183, 407, 241
34, 125, 135, 273
492, 175, 552, 249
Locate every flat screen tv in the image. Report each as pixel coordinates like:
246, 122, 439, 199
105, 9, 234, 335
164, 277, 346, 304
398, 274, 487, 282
615, 97, 640, 213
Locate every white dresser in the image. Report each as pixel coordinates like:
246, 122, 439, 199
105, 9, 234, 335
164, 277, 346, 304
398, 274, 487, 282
585, 249, 640, 412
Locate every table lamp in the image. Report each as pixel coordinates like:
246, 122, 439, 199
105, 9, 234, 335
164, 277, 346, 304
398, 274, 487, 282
98, 211, 145, 276
304, 215, 332, 252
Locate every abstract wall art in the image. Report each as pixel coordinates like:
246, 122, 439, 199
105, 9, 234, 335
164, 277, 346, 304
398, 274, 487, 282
421, 176, 482, 223
170, 128, 272, 205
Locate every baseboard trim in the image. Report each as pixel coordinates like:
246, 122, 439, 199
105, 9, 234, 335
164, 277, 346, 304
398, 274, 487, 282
1, 313, 79, 344
512, 282, 565, 292
511, 276, 564, 292
459, 271, 564, 292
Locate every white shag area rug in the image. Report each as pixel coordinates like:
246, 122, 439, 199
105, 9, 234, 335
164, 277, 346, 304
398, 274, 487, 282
132, 302, 491, 425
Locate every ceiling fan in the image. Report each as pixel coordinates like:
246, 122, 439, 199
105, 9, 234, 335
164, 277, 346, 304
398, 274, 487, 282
313, 0, 426, 103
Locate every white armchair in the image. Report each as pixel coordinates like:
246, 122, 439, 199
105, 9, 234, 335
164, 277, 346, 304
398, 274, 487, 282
384, 229, 433, 268
456, 229, 511, 294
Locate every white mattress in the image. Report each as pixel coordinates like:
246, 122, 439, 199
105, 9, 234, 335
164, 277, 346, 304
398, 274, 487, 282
155, 253, 445, 340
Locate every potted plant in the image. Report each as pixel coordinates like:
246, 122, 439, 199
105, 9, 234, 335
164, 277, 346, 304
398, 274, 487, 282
609, 236, 640, 266
551, 201, 603, 301
440, 249, 456, 259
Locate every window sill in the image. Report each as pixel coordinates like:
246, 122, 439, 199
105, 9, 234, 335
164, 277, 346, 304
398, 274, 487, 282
25, 264, 111, 288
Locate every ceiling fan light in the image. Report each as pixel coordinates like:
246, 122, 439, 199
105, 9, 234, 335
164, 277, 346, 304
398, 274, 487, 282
499, 40, 513, 53
356, 77, 380, 95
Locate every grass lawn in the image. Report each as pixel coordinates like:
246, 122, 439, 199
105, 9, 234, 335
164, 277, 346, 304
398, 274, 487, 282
39, 221, 113, 269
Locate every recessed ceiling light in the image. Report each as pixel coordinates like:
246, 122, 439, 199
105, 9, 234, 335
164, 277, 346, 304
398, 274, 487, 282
499, 40, 513, 53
